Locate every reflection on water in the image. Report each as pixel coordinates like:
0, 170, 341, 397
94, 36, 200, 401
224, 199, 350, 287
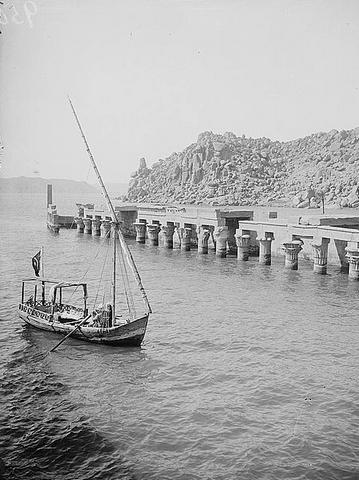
0, 193, 359, 480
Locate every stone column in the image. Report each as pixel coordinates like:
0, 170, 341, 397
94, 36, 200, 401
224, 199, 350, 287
311, 238, 330, 274
133, 222, 146, 244
282, 240, 303, 270
197, 226, 210, 254
75, 217, 84, 233
161, 224, 175, 249
147, 224, 161, 246
214, 226, 228, 257
259, 237, 273, 265
83, 218, 92, 234
345, 246, 359, 280
92, 218, 101, 236
236, 234, 251, 261
179, 227, 192, 251
101, 220, 111, 238
207, 226, 216, 251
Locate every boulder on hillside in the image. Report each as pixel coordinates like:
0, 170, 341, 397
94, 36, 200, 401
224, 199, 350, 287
348, 185, 359, 207
297, 200, 310, 208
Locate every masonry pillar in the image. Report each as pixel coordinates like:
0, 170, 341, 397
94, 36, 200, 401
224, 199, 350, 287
101, 220, 111, 238
236, 234, 251, 261
214, 226, 228, 257
259, 237, 273, 265
311, 238, 330, 274
75, 217, 84, 233
83, 218, 92, 234
282, 240, 303, 270
161, 224, 175, 249
197, 226, 210, 254
345, 246, 359, 280
133, 222, 146, 244
179, 227, 192, 251
147, 224, 161, 246
92, 218, 101, 236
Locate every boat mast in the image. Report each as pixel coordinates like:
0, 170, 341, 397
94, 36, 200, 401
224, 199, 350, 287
41, 246, 45, 304
112, 223, 117, 322
67, 97, 152, 315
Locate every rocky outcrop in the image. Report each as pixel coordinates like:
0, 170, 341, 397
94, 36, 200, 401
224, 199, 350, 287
125, 127, 359, 207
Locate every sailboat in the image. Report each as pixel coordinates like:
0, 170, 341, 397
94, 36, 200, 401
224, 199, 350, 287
18, 98, 152, 347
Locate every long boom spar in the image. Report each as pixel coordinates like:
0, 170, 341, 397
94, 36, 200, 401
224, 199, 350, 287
68, 97, 118, 221
68, 97, 152, 314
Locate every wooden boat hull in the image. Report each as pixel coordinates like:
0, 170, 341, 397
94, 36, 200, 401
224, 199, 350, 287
19, 305, 148, 347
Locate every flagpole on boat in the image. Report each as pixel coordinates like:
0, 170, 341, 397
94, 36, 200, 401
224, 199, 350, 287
41, 246, 44, 277
67, 96, 152, 315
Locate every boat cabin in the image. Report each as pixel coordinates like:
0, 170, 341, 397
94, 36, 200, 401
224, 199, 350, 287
19, 278, 88, 323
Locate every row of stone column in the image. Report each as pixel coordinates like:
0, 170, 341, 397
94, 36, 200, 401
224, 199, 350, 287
237, 236, 325, 272
134, 223, 276, 263
134, 223, 265, 260
84, 216, 359, 280
134, 222, 216, 254
243, 235, 359, 280
75, 217, 112, 237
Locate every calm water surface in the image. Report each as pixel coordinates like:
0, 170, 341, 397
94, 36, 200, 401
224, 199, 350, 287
0, 193, 358, 480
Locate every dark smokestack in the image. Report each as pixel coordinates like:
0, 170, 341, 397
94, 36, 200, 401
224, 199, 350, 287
47, 184, 53, 208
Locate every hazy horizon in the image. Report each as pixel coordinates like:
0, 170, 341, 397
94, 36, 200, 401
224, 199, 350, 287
0, 175, 129, 185
1, 0, 359, 184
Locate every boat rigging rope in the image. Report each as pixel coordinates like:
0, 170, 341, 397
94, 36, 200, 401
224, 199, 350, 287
67, 235, 109, 303
93, 237, 111, 309
117, 242, 136, 319
117, 245, 131, 315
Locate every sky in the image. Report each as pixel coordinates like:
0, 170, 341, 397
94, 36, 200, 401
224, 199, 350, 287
1, 0, 359, 184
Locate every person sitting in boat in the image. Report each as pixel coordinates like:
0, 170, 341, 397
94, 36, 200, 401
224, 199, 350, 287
92, 304, 104, 327
91, 303, 113, 328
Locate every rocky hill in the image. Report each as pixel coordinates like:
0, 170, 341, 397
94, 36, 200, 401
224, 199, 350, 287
125, 127, 359, 208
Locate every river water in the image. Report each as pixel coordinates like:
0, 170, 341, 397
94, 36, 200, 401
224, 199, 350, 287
0, 192, 358, 480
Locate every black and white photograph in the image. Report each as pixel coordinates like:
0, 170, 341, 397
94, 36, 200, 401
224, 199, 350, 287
0, 1, 358, 479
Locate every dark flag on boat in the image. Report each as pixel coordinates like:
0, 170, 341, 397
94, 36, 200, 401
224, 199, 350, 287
32, 250, 41, 277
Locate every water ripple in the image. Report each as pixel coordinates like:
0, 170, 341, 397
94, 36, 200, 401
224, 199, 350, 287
1, 193, 359, 479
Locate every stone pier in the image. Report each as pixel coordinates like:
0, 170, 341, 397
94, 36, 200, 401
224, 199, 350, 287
282, 240, 303, 270
83, 218, 92, 234
75, 217, 84, 233
236, 234, 251, 261
147, 224, 161, 246
101, 220, 111, 238
259, 237, 273, 265
91, 218, 101, 236
311, 238, 330, 274
179, 227, 192, 251
197, 226, 210, 254
345, 246, 359, 280
134, 222, 147, 244
214, 226, 228, 257
161, 224, 175, 249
